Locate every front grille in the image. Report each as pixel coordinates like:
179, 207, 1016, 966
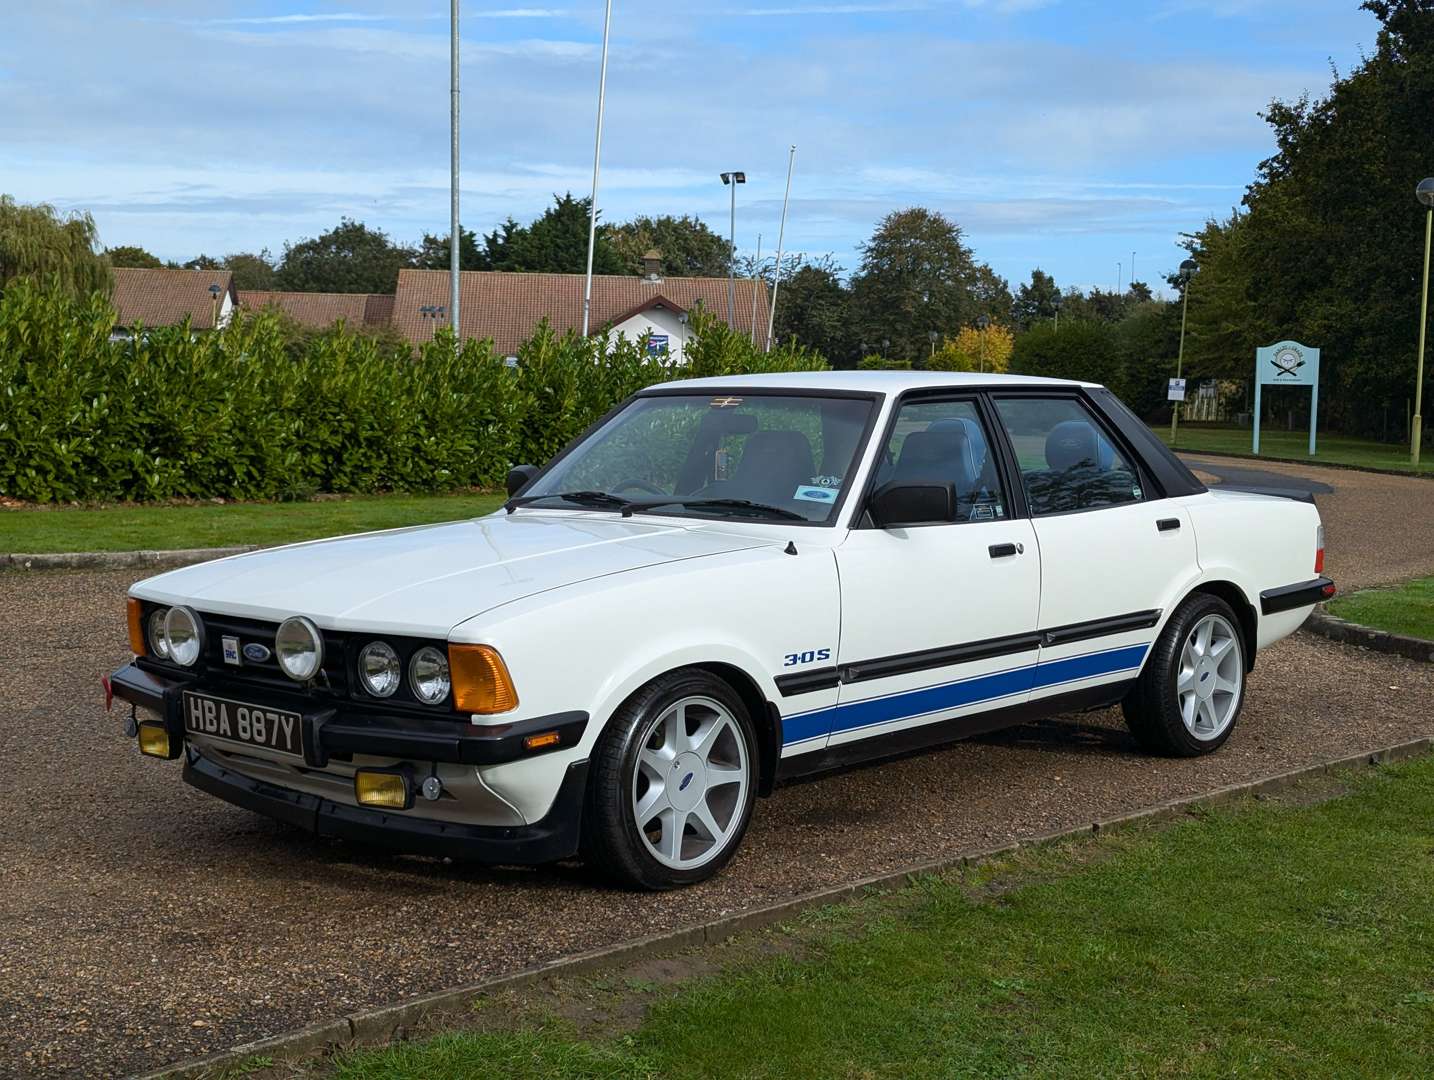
134, 602, 461, 719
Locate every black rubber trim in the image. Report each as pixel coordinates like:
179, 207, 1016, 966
1260, 577, 1336, 616
109, 662, 588, 767
777, 682, 1131, 782
1157, 517, 1181, 532
183, 752, 589, 864
836, 610, 1158, 686
774, 667, 840, 697
1040, 609, 1161, 647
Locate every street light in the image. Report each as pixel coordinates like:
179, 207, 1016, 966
1171, 258, 1198, 446
1053, 295, 1062, 332
581, 0, 616, 338
720, 171, 746, 329
976, 314, 990, 373
208, 283, 222, 329
1413, 178, 1434, 467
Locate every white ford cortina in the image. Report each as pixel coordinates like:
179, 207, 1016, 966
109, 371, 1335, 889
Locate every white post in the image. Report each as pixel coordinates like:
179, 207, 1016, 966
581, 0, 614, 337
765, 145, 795, 351
449, 0, 461, 344
749, 233, 761, 343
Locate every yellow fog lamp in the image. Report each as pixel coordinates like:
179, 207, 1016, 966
137, 720, 175, 759
354, 769, 412, 810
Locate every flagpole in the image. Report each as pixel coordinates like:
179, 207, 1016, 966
764, 144, 795, 351
581, 0, 614, 337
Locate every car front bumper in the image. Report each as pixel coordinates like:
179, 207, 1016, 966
108, 660, 589, 864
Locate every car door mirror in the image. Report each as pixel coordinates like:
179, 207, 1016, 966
869, 482, 957, 528
506, 464, 539, 497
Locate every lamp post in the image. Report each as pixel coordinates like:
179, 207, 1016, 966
1171, 258, 1198, 446
208, 283, 221, 329
450, 0, 461, 344
1053, 295, 1061, 331
1413, 178, 1434, 467
976, 314, 990, 373
720, 171, 745, 329
928, 329, 939, 361
765, 145, 796, 351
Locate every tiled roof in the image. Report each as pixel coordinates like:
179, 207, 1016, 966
391, 270, 770, 353
110, 268, 236, 330
238, 290, 391, 329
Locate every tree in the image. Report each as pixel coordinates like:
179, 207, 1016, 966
1011, 321, 1126, 397
482, 193, 625, 275
183, 254, 223, 271
848, 208, 986, 363
609, 215, 731, 277
770, 256, 855, 364
0, 195, 111, 298
415, 226, 487, 272
106, 245, 162, 269
274, 219, 417, 293
222, 251, 277, 290
1012, 268, 1061, 330
934, 323, 1015, 374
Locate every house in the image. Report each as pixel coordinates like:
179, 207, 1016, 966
238, 290, 395, 331
390, 260, 770, 362
109, 267, 238, 337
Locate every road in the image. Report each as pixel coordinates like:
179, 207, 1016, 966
3, 456, 1432, 1078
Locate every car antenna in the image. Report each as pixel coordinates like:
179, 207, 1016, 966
784, 540, 798, 556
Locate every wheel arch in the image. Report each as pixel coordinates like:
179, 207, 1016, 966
1182, 579, 1259, 671
688, 662, 781, 797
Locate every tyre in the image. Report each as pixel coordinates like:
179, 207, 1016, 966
582, 669, 758, 890
1123, 593, 1247, 757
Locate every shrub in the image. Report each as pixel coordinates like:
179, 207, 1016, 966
0, 280, 828, 503
1010, 321, 1126, 397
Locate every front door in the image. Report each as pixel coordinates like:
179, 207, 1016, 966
823, 397, 1042, 755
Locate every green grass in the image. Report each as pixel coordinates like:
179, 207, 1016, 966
1329, 575, 1434, 640
0, 492, 507, 554
1156, 423, 1434, 474
334, 759, 1434, 1080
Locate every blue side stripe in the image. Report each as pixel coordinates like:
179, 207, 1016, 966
782, 644, 1148, 746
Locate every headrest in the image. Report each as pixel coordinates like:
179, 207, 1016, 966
1045, 420, 1101, 471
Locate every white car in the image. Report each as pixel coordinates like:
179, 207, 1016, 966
109, 371, 1334, 889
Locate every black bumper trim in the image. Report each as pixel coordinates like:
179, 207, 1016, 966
108, 661, 589, 767
1260, 576, 1336, 616
183, 751, 588, 864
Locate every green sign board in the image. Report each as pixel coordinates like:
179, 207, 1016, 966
1253, 340, 1320, 456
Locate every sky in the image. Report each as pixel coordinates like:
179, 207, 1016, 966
1, 1, 1378, 294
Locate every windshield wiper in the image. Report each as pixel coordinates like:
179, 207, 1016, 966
505, 490, 633, 513
626, 497, 807, 521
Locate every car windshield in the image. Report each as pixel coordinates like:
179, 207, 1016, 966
518, 392, 876, 524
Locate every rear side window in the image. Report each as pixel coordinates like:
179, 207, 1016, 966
874, 399, 1008, 522
992, 397, 1143, 516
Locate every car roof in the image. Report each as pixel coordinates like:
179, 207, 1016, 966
651, 370, 1101, 394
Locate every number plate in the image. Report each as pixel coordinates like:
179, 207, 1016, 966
182, 691, 302, 757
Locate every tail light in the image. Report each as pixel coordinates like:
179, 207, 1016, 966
1314, 525, 1325, 575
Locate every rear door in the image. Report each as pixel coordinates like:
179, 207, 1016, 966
990, 394, 1200, 706
818, 396, 1041, 755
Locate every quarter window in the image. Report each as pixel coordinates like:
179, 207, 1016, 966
874, 400, 1007, 522
993, 397, 1143, 515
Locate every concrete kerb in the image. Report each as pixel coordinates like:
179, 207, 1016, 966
136, 733, 1434, 1080
1, 547, 257, 572
1305, 605, 1434, 663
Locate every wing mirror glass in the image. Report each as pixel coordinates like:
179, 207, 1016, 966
869, 482, 957, 528
506, 464, 539, 497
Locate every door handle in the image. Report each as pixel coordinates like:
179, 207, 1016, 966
1156, 518, 1181, 532
988, 542, 1021, 558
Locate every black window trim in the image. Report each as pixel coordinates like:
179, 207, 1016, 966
986, 387, 1161, 520
850, 389, 1022, 529
514, 385, 886, 530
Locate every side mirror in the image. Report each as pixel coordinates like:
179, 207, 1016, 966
869, 482, 956, 528
506, 464, 539, 497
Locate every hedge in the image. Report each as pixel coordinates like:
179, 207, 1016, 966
0, 279, 826, 503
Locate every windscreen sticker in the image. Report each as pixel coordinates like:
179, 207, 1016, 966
793, 485, 838, 504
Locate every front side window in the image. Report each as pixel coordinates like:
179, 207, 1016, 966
993, 397, 1144, 515
522, 392, 875, 523
874, 399, 1007, 522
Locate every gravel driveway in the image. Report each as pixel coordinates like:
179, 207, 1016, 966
4, 460, 1433, 1078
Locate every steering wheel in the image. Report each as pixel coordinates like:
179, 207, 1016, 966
612, 479, 667, 496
